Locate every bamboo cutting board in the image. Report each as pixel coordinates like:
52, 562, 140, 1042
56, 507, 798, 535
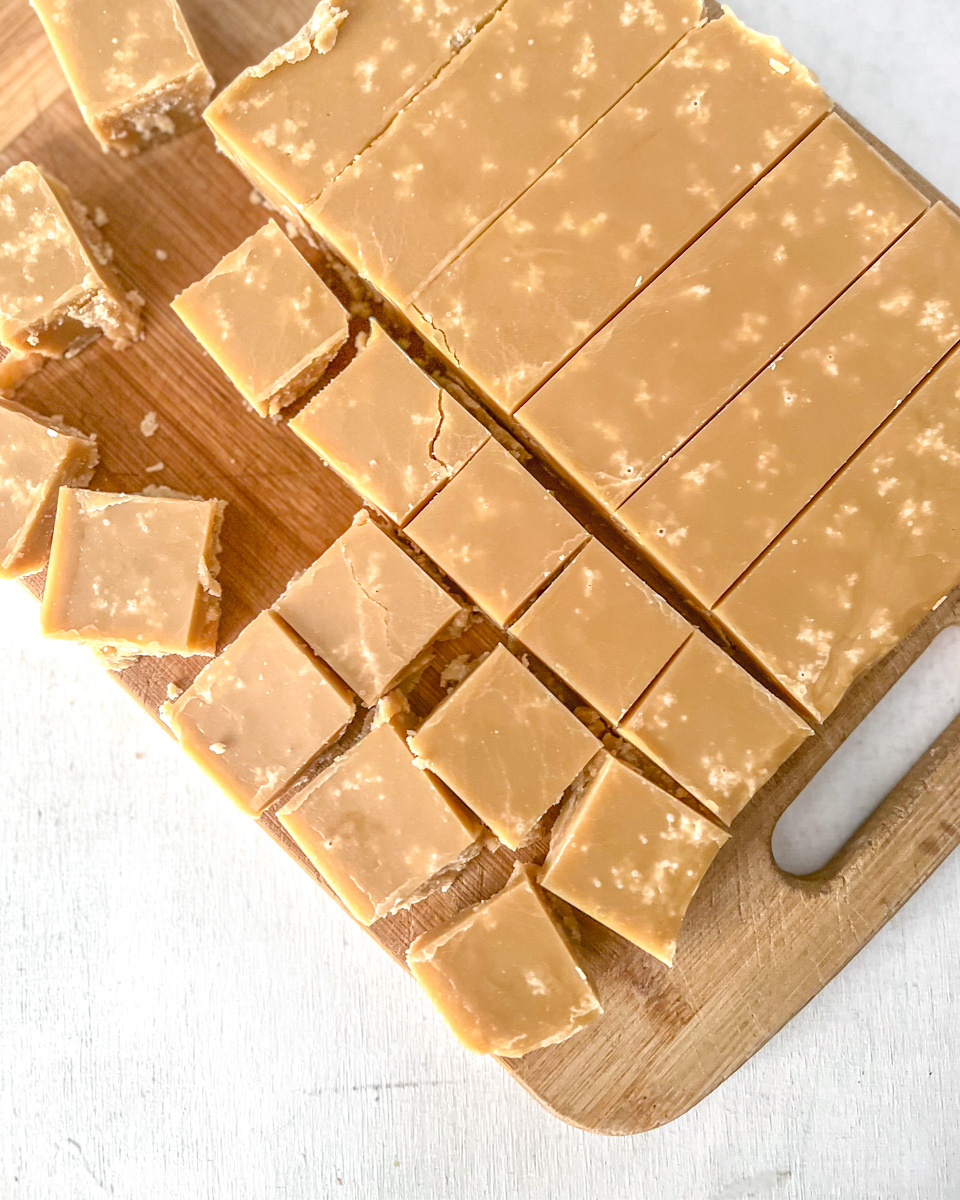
5, 0, 960, 1136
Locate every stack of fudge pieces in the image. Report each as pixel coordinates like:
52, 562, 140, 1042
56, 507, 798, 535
3, 0, 960, 1060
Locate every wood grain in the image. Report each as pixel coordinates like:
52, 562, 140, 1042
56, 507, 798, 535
5, 0, 960, 1136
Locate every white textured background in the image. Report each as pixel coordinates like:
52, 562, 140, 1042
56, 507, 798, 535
3, 2, 960, 1197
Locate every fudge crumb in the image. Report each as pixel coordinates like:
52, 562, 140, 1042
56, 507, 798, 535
145, 460, 165, 473
140, 411, 159, 437
166, 682, 183, 701
92, 206, 109, 227
155, 248, 168, 262
209, 742, 227, 755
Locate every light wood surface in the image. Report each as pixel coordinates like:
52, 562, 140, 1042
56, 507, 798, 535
5, 0, 960, 1136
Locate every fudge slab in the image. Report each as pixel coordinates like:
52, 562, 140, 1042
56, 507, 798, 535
277, 720, 484, 925
540, 754, 728, 966
620, 633, 811, 826
172, 221, 348, 416
204, 0, 503, 220
169, 611, 356, 817
275, 515, 461, 706
716, 344, 960, 723
408, 863, 602, 1057
0, 162, 140, 356
308, 0, 701, 304
289, 322, 489, 525
40, 487, 223, 667
620, 204, 960, 608
511, 539, 691, 725
405, 439, 587, 626
408, 644, 601, 850
519, 114, 927, 510
412, 10, 830, 415
31, 0, 213, 155
0, 402, 98, 579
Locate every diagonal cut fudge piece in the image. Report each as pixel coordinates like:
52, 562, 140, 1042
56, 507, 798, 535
408, 862, 602, 1057
408, 644, 601, 849
0, 401, 98, 579
169, 611, 357, 817
40, 487, 224, 668
275, 514, 462, 706
31, 0, 214, 155
172, 221, 348, 416
277, 718, 484, 925
540, 754, 728, 966
289, 322, 489, 525
0, 162, 141, 356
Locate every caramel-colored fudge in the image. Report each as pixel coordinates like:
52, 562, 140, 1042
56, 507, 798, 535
405, 439, 587, 625
0, 162, 141, 356
31, 0, 213, 155
204, 0, 502, 221
308, 0, 701, 304
519, 115, 926, 510
413, 11, 830, 415
289, 322, 489, 525
620, 633, 810, 825
540, 754, 728, 966
408, 863, 602, 1057
511, 540, 690, 724
409, 644, 601, 849
275, 515, 460, 706
277, 719, 484, 925
619, 204, 960, 608
172, 221, 348, 416
0, 402, 98, 579
169, 611, 356, 817
0, 350, 44, 397
716, 345, 960, 723
40, 487, 223, 667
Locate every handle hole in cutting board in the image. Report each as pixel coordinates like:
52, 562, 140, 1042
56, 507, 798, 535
773, 624, 960, 876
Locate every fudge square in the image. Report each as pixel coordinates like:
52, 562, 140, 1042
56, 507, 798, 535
0, 162, 141, 356
407, 863, 602, 1058
31, 0, 214, 156
168, 611, 356, 817
275, 514, 461, 706
405, 439, 587, 625
619, 633, 811, 826
408, 644, 601, 850
511, 539, 691, 724
40, 487, 224, 667
289, 321, 489, 526
277, 719, 484, 925
0, 402, 98, 579
172, 221, 348, 416
540, 754, 729, 967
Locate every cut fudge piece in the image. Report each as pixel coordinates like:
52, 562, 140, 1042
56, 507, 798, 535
511, 540, 691, 724
413, 11, 830, 415
275, 514, 461, 706
204, 0, 503, 221
171, 221, 348, 416
0, 162, 141, 356
31, 0, 213, 155
408, 644, 601, 849
619, 204, 960, 607
716, 345, 960, 723
408, 862, 602, 1057
540, 754, 728, 966
519, 114, 927, 511
405, 439, 587, 625
168, 611, 356, 817
0, 402, 99, 578
289, 322, 489, 525
619, 633, 811, 825
308, 0, 701, 303
277, 719, 484, 925
40, 487, 224, 667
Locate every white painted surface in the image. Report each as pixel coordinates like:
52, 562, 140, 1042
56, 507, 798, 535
3, 2, 960, 1196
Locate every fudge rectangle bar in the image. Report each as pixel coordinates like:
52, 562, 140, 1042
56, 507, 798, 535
519, 114, 927, 510
412, 10, 830, 415
307, 0, 701, 304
